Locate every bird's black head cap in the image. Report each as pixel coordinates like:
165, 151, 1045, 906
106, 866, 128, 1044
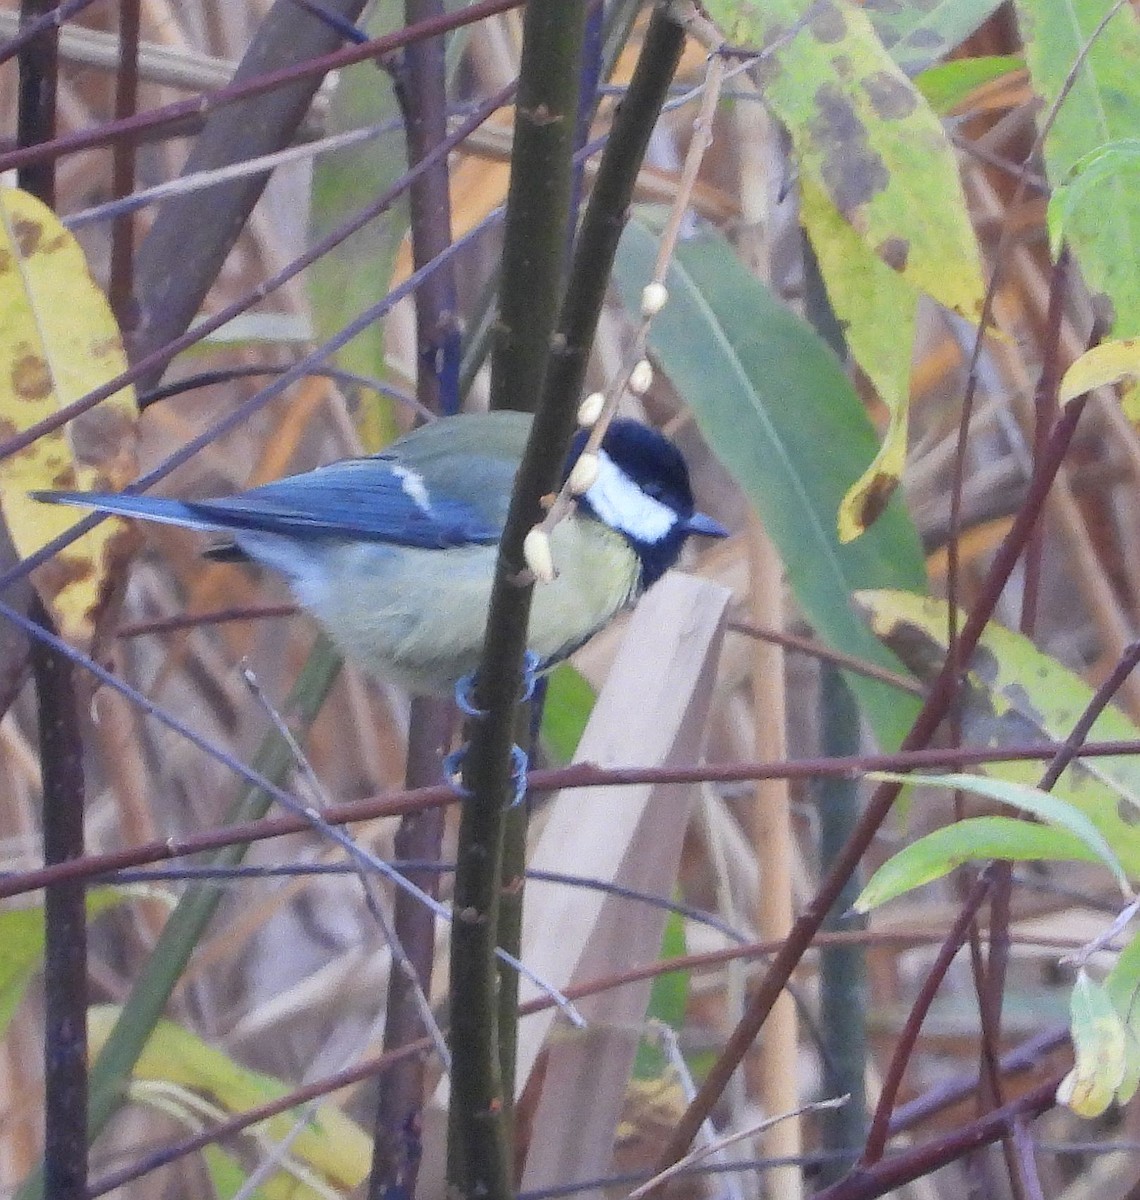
566, 418, 719, 588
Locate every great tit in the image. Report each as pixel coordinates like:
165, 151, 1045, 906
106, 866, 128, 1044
34, 411, 727, 695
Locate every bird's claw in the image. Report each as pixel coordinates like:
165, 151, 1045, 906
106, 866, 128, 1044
454, 672, 488, 718
520, 651, 541, 703
442, 747, 472, 798
454, 651, 541, 716
441, 743, 529, 808
508, 744, 529, 808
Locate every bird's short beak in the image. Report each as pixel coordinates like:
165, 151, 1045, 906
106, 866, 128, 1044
684, 512, 729, 538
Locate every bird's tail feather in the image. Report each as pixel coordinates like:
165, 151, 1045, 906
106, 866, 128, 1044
32, 490, 233, 536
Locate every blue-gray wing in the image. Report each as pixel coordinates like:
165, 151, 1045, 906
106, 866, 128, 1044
33, 455, 506, 550
189, 456, 504, 548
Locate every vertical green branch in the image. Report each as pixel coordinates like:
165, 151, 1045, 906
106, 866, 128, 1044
489, 2, 588, 417
448, 6, 690, 1198
448, 3, 588, 1197
817, 665, 868, 1184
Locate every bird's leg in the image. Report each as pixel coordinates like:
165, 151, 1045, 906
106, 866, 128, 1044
444, 652, 540, 806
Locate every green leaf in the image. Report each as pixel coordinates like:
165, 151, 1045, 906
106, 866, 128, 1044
1059, 969, 1128, 1117
1059, 336, 1140, 406
88, 1005, 371, 1190
192, 311, 314, 349
857, 589, 1140, 877
915, 55, 1026, 116
202, 1146, 270, 1200
1105, 929, 1140, 1103
0, 890, 131, 1038
633, 910, 690, 1080
868, 770, 1130, 893
800, 177, 919, 542
541, 663, 596, 763
855, 816, 1101, 911
614, 220, 926, 748
0, 186, 138, 646
704, 0, 984, 319
1016, 0, 1140, 336
1048, 140, 1140, 261
865, 0, 1007, 76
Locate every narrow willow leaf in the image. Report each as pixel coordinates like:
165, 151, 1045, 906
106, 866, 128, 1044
865, 0, 1007, 75
856, 589, 1140, 878
1105, 929, 1140, 1103
614, 220, 926, 748
915, 55, 1026, 116
854, 816, 1100, 911
868, 770, 1130, 893
308, 0, 405, 449
800, 177, 919, 542
1016, 0, 1140, 337
1058, 338, 1140, 406
1046, 140, 1140, 260
541, 663, 596, 764
0, 890, 130, 1037
87, 1005, 371, 1189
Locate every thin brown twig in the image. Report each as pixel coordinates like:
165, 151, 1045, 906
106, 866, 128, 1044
0, 0, 525, 177
108, 0, 139, 324
860, 870, 995, 1167
86, 935, 1074, 1199
649, 390, 1091, 1186
728, 619, 923, 696
7, 732, 1140, 901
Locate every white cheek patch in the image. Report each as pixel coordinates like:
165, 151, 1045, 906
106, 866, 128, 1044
584, 450, 676, 543
392, 463, 433, 516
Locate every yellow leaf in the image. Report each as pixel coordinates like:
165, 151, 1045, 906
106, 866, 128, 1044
704, 0, 985, 320
1058, 969, 1127, 1118
1058, 338, 1140, 411
0, 187, 138, 645
88, 1006, 371, 1189
800, 178, 920, 542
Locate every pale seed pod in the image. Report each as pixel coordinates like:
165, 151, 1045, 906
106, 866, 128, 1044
641, 282, 668, 317
567, 452, 599, 496
577, 391, 605, 428
629, 359, 653, 395
523, 527, 556, 583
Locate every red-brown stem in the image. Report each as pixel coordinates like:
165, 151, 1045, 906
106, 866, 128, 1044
0, 0, 524, 177
649, 395, 1089, 1186
108, 0, 140, 323
860, 870, 995, 1166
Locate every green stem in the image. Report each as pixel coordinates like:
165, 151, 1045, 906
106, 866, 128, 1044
817, 665, 868, 1184
448, 8, 689, 1196
448, 1, 589, 1194
541, 4, 688, 425
489, 1, 587, 415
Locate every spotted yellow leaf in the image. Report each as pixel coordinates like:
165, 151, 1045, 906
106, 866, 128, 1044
0, 187, 138, 645
800, 178, 920, 543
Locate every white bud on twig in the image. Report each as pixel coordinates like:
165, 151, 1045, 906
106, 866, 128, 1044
577, 391, 605, 428
567, 452, 599, 496
523, 528, 556, 584
641, 282, 669, 317
629, 359, 653, 395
